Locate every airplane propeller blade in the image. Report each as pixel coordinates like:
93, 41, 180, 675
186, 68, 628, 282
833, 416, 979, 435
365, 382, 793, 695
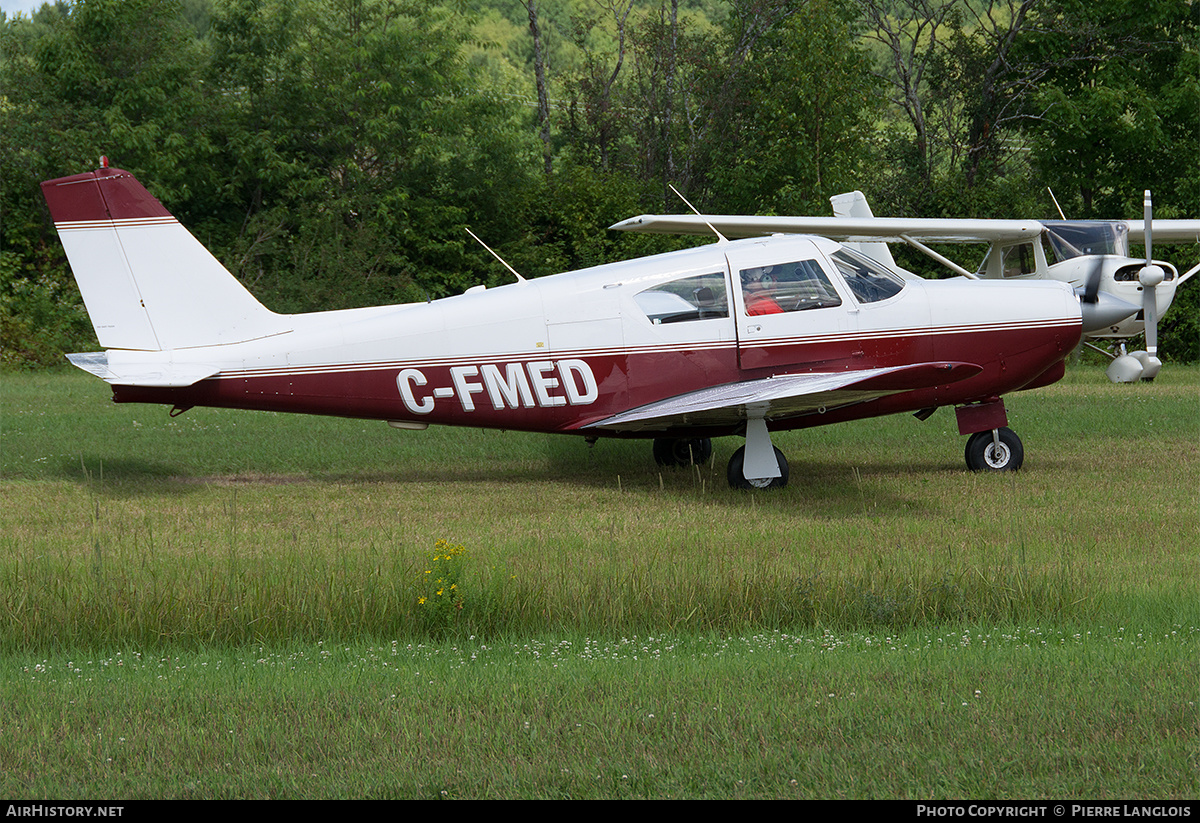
1080, 254, 1102, 305
1138, 190, 1164, 379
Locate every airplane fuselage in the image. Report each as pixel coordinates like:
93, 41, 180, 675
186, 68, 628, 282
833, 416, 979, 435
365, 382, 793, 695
44, 165, 1093, 482
106, 235, 1082, 438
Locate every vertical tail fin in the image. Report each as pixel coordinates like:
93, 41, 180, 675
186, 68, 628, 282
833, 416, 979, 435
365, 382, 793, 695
830, 191, 899, 270
41, 166, 289, 351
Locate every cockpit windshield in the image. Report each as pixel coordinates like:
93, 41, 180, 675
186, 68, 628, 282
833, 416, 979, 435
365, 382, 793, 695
1042, 222, 1130, 262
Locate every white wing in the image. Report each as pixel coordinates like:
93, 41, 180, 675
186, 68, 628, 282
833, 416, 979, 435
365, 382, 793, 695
611, 214, 1200, 246
584, 362, 981, 433
610, 214, 1044, 244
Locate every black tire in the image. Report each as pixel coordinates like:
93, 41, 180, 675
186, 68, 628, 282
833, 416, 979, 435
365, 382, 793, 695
726, 445, 789, 489
652, 437, 713, 467
964, 427, 1023, 472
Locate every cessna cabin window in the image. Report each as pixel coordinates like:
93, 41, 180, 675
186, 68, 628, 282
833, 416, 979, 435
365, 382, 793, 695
1002, 243, 1037, 278
975, 243, 1038, 278
740, 260, 842, 316
829, 249, 905, 303
636, 272, 729, 324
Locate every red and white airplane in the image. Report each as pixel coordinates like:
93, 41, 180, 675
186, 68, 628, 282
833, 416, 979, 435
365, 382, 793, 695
42, 163, 1138, 488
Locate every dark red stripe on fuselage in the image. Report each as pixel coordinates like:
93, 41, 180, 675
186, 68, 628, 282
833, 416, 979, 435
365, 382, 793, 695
111, 320, 1079, 436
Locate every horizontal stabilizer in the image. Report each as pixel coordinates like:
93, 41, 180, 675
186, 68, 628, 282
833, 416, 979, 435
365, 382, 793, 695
585, 362, 981, 432
67, 352, 219, 387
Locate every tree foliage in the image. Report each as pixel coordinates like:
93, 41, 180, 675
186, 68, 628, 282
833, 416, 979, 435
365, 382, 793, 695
699, 0, 879, 215
1024, 0, 1199, 219
1, 0, 1197, 368
2, 0, 218, 366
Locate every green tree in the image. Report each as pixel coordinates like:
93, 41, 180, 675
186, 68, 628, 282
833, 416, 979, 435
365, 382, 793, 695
207, 0, 540, 306
1025, 0, 1199, 219
700, 0, 879, 215
556, 0, 878, 215
1, 0, 218, 367
1021, 0, 1198, 361
854, 0, 1056, 218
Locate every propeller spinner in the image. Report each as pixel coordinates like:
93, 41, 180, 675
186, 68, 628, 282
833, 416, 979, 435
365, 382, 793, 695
1075, 256, 1139, 334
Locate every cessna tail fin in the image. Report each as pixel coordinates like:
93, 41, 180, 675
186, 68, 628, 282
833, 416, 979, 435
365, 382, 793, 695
41, 166, 289, 352
830, 191, 899, 269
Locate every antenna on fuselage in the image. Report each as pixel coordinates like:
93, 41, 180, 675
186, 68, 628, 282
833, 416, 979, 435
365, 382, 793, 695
1048, 188, 1067, 220
669, 184, 728, 244
466, 227, 526, 284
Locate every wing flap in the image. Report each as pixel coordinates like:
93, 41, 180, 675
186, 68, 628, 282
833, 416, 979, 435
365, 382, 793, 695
584, 362, 982, 433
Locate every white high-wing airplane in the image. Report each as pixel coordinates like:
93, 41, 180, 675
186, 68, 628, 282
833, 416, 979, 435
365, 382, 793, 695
42, 163, 1138, 488
611, 192, 1200, 382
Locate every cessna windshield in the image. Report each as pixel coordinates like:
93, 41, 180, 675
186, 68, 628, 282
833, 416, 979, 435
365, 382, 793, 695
1042, 221, 1130, 262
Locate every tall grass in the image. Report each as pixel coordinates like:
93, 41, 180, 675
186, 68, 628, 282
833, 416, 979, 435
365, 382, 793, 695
1, 367, 1196, 798
2, 367, 1196, 649
0, 499, 1102, 648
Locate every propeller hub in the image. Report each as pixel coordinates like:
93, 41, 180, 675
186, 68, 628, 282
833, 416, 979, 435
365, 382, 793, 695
1139, 264, 1165, 288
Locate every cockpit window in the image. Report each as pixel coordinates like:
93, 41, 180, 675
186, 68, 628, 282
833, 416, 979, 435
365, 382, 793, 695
635, 272, 728, 324
740, 260, 842, 316
1043, 221, 1130, 262
830, 249, 905, 303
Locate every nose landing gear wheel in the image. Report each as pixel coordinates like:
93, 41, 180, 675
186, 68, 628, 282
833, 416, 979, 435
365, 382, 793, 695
964, 427, 1023, 472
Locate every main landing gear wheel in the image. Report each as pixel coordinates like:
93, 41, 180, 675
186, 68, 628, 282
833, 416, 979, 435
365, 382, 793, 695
964, 427, 1024, 472
652, 437, 713, 467
726, 445, 790, 490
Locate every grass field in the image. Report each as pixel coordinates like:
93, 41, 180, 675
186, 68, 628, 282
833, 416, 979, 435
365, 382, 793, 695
1, 366, 1197, 798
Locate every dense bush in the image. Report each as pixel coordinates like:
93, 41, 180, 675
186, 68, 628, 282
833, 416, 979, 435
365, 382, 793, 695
2, 0, 1195, 368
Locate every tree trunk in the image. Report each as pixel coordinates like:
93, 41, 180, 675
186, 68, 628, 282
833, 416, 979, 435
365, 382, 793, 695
523, 1, 553, 175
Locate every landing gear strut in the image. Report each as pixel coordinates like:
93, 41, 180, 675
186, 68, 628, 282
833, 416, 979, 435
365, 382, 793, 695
725, 417, 789, 489
727, 445, 789, 489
